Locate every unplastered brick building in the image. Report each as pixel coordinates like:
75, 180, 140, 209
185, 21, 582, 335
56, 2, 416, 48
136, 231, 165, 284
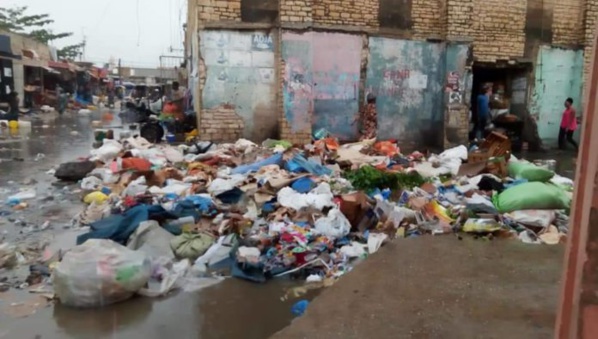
185, 0, 598, 148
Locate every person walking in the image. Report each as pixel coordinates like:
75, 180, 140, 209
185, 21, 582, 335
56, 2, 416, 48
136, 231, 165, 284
476, 85, 492, 140
558, 97, 579, 152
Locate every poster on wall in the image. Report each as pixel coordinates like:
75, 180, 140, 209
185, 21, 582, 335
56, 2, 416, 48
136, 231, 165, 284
4, 67, 12, 77
258, 68, 274, 84
408, 73, 428, 89
446, 71, 459, 92
251, 34, 273, 51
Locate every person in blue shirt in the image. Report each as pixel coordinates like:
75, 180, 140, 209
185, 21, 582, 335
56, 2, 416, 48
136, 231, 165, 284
476, 85, 492, 139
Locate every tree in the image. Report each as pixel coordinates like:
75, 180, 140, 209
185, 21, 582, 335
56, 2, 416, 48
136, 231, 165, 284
0, 6, 78, 48
0, 7, 53, 34
58, 43, 85, 61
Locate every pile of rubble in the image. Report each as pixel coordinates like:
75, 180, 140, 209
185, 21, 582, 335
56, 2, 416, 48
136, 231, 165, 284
1, 132, 573, 308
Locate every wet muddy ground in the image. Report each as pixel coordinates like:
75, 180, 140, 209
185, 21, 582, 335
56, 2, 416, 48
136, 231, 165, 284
0, 110, 309, 339
0, 110, 576, 338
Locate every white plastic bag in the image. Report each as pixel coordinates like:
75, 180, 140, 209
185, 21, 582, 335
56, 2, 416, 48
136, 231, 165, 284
367, 233, 388, 254
81, 176, 103, 190
90, 139, 123, 162
53, 239, 151, 308
123, 176, 148, 197
340, 242, 367, 258
8, 188, 36, 201
439, 145, 468, 161
509, 210, 556, 228
314, 208, 351, 239
127, 221, 175, 260
161, 146, 184, 163
277, 183, 335, 211
133, 148, 167, 167
138, 259, 190, 298
193, 234, 235, 272
208, 176, 245, 196
89, 168, 119, 184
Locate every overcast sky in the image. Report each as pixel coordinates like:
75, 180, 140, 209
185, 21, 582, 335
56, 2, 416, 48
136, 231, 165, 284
3, 0, 186, 67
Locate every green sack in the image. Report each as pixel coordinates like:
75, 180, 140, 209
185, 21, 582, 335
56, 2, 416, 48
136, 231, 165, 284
170, 233, 215, 260
492, 182, 570, 213
508, 161, 554, 182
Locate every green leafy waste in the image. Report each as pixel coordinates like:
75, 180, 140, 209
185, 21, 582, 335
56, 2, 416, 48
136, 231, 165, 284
344, 166, 428, 192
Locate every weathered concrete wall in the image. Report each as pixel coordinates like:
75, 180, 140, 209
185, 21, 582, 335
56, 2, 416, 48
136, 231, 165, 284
444, 43, 471, 148
531, 46, 584, 145
200, 30, 277, 141
281, 32, 361, 141
365, 37, 444, 145
188, 0, 598, 145
281, 32, 313, 135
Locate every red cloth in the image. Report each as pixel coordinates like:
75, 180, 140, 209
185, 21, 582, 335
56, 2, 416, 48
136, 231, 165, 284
560, 108, 578, 131
121, 158, 152, 172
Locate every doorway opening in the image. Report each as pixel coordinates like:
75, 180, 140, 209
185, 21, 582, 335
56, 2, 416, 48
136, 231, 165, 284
470, 63, 532, 151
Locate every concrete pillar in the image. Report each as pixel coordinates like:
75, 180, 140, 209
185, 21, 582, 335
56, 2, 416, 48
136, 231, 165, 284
12, 62, 24, 106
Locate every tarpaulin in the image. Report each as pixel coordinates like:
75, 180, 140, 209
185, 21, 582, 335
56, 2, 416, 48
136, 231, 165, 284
77, 204, 177, 245
285, 154, 332, 176
231, 153, 283, 175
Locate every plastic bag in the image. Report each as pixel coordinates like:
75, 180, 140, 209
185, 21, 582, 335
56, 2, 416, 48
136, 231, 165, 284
492, 182, 570, 213
53, 239, 151, 308
8, 189, 36, 201
127, 221, 175, 260
170, 233, 215, 260
277, 183, 335, 211
81, 176, 103, 190
55, 161, 97, 182
508, 161, 554, 182
83, 191, 109, 204
508, 210, 556, 228
439, 145, 468, 161
340, 242, 367, 258
137, 259, 189, 298
367, 233, 388, 254
90, 139, 123, 162
462, 219, 503, 233
193, 235, 236, 272
314, 209, 351, 239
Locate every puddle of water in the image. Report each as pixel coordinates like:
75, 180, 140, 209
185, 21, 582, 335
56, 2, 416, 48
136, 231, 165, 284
2, 278, 319, 339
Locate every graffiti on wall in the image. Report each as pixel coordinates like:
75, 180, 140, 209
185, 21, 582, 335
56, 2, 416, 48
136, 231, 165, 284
282, 32, 361, 139
365, 37, 444, 143
200, 30, 276, 140
282, 35, 313, 133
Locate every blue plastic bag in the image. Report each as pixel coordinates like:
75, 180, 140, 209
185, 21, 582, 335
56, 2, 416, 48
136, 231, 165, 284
285, 154, 332, 176
291, 300, 309, 316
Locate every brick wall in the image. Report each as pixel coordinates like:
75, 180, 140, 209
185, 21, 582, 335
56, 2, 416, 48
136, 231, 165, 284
552, 0, 584, 46
281, 0, 313, 23
199, 106, 245, 142
312, 0, 379, 27
197, 0, 241, 22
412, 0, 446, 39
471, 0, 527, 62
446, 0, 474, 39
584, 0, 598, 82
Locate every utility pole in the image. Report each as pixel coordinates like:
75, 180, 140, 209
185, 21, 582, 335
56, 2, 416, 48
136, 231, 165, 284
118, 58, 122, 84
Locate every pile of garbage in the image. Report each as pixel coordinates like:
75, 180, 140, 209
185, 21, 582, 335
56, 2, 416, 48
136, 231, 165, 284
2, 131, 574, 308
